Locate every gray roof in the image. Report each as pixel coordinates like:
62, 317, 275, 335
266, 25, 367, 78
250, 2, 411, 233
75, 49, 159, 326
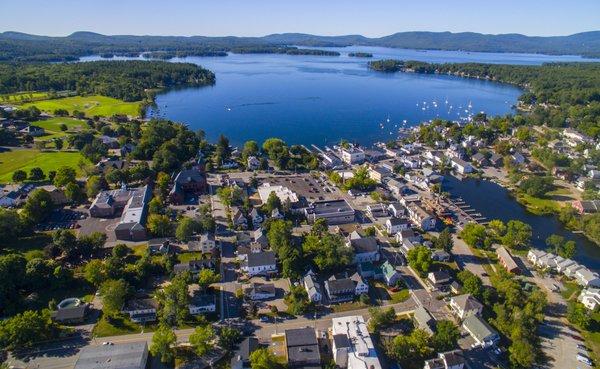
247, 251, 276, 268
285, 327, 320, 365
231, 337, 259, 367
326, 278, 355, 294
306, 199, 354, 216
349, 237, 378, 254
74, 341, 148, 369
52, 305, 88, 321
333, 333, 351, 348
122, 298, 157, 312
413, 306, 434, 334
462, 315, 498, 342
452, 294, 483, 312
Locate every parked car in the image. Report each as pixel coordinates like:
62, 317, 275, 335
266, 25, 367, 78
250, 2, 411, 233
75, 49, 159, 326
577, 354, 592, 366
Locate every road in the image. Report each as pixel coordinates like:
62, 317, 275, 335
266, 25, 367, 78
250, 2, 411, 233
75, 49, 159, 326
451, 235, 491, 286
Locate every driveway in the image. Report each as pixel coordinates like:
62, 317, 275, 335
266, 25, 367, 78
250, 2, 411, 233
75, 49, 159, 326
451, 235, 491, 286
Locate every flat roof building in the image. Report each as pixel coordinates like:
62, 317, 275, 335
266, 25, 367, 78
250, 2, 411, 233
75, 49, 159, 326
331, 315, 381, 369
74, 341, 148, 369
305, 199, 355, 225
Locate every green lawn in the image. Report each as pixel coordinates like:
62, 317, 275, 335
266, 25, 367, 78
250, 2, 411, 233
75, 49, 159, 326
390, 289, 410, 303
93, 315, 146, 337
515, 192, 561, 215
0, 149, 88, 183
22, 95, 142, 118
34, 117, 87, 135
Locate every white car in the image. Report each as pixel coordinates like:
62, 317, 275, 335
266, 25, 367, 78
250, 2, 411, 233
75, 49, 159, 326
577, 354, 592, 366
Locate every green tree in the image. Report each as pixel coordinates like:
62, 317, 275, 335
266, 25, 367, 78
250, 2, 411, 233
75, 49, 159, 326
12, 170, 26, 182
53, 166, 77, 187
407, 246, 432, 275
434, 228, 453, 253
367, 306, 396, 332
284, 285, 311, 315
84, 259, 106, 287
567, 301, 591, 330
457, 270, 483, 298
264, 191, 282, 213
65, 182, 85, 204
0, 208, 25, 245
459, 223, 487, 248
302, 233, 353, 273
28, 167, 45, 181
431, 320, 460, 351
241, 140, 259, 163
197, 268, 220, 291
385, 329, 432, 364
545, 234, 577, 259
150, 325, 176, 364
99, 279, 131, 317
21, 188, 54, 223
0, 310, 59, 350
502, 220, 532, 249
189, 325, 215, 356
218, 326, 241, 350
249, 348, 284, 369
147, 214, 173, 237
85, 175, 106, 198
156, 272, 190, 326
175, 217, 200, 242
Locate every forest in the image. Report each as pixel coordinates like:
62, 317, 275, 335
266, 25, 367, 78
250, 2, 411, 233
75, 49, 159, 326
0, 60, 215, 102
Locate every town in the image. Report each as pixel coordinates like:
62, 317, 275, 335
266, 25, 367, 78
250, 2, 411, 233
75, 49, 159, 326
1, 97, 600, 369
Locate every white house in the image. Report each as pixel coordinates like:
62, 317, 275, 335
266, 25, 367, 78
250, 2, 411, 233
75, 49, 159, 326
386, 217, 410, 235
406, 202, 436, 231
579, 288, 600, 310
188, 233, 217, 253
449, 294, 483, 320
247, 156, 261, 170
424, 350, 465, 369
245, 283, 276, 301
575, 268, 600, 288
341, 147, 365, 165
395, 229, 420, 244
380, 261, 401, 287
303, 270, 322, 303
527, 249, 547, 265
462, 315, 500, 348
242, 251, 277, 277
350, 273, 369, 295
564, 263, 584, 278
387, 202, 404, 218
451, 158, 473, 175
122, 298, 158, 323
189, 293, 216, 315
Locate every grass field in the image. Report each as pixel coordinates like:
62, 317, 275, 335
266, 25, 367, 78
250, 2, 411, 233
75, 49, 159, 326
32, 117, 87, 142
0, 149, 88, 183
0, 91, 51, 103
22, 95, 142, 118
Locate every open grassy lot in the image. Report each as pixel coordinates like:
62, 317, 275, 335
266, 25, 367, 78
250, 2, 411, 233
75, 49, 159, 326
0, 91, 51, 103
93, 314, 153, 337
0, 149, 88, 183
32, 117, 87, 142
22, 95, 142, 118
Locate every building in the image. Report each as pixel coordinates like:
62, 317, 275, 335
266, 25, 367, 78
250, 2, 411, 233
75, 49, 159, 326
387, 179, 407, 197
303, 270, 322, 303
413, 306, 435, 335
51, 303, 88, 324
496, 246, 520, 274
471, 152, 488, 167
368, 166, 391, 183
341, 147, 365, 164
579, 288, 600, 310
423, 350, 465, 369
242, 251, 277, 277
462, 315, 500, 348
249, 208, 263, 225
564, 263, 584, 278
428, 271, 451, 287
347, 236, 380, 264
174, 259, 216, 275
231, 337, 259, 369
257, 183, 299, 204
395, 229, 420, 244
572, 200, 600, 215
168, 169, 207, 204
386, 217, 410, 235
282, 327, 322, 369
331, 315, 382, 369
366, 203, 389, 218
325, 276, 359, 303
387, 202, 405, 218
575, 268, 600, 288
20, 125, 45, 136
432, 250, 451, 262
449, 294, 483, 320
380, 260, 401, 286
247, 156, 261, 170
305, 199, 355, 225
189, 291, 217, 315
74, 341, 148, 369
563, 128, 593, 147
188, 233, 217, 253
245, 283, 276, 301
350, 272, 369, 295
489, 153, 503, 167
451, 158, 473, 174
112, 185, 152, 241
231, 207, 248, 229
527, 249, 548, 266
406, 202, 436, 231
122, 298, 158, 323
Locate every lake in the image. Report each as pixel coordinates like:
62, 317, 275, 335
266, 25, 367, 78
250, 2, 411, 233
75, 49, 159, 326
81, 47, 598, 147
444, 176, 600, 270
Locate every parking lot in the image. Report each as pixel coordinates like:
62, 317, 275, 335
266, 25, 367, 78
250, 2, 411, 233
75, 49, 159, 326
35, 209, 87, 232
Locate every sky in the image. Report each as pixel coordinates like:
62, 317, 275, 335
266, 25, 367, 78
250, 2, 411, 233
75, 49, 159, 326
1, 0, 599, 37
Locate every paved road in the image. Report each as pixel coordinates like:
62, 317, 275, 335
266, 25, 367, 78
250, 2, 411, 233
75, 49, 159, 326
451, 235, 491, 286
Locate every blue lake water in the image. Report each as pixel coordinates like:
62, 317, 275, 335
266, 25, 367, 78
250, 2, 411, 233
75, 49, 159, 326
81, 47, 598, 147
445, 176, 600, 271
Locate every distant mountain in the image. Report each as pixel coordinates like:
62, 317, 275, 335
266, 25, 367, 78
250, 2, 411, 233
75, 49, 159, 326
0, 30, 599, 62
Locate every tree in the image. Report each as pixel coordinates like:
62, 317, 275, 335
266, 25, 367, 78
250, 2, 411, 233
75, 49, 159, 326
459, 223, 487, 248
217, 186, 243, 207
99, 279, 131, 317
51, 167, 76, 188
84, 259, 107, 287
284, 285, 311, 315
175, 217, 200, 242
197, 268, 220, 291
546, 234, 577, 259
502, 220, 532, 249
12, 170, 26, 182
86, 175, 106, 198
407, 246, 432, 275
22, 188, 53, 223
264, 191, 282, 213
218, 326, 241, 350
302, 233, 353, 273
65, 182, 85, 204
519, 176, 554, 197
29, 167, 45, 181
431, 320, 460, 352
567, 301, 591, 330
150, 325, 176, 364
156, 272, 190, 326
0, 310, 59, 350
189, 325, 215, 356
385, 329, 432, 364
112, 244, 131, 258
54, 137, 64, 150
249, 348, 284, 369
147, 214, 173, 237
434, 228, 453, 253
457, 270, 483, 298
241, 140, 259, 163
367, 306, 396, 331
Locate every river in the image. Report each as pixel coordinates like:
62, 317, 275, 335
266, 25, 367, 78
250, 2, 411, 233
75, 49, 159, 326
444, 176, 600, 270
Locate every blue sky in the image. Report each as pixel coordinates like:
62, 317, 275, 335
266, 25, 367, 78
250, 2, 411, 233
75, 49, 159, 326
1, 0, 599, 37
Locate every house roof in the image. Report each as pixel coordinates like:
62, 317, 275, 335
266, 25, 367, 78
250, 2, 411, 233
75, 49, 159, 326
123, 298, 158, 311
349, 237, 378, 254
285, 327, 321, 365
247, 251, 276, 268
250, 282, 275, 295
326, 278, 355, 294
74, 341, 148, 369
462, 315, 498, 342
380, 261, 398, 279
452, 294, 483, 312
52, 305, 88, 321
413, 306, 434, 334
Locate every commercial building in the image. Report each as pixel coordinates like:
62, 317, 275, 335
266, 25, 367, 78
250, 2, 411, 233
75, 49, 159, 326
168, 169, 207, 204
74, 341, 148, 369
284, 327, 322, 369
305, 199, 355, 225
242, 251, 277, 277
340, 147, 365, 165
258, 183, 299, 204
331, 315, 381, 369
